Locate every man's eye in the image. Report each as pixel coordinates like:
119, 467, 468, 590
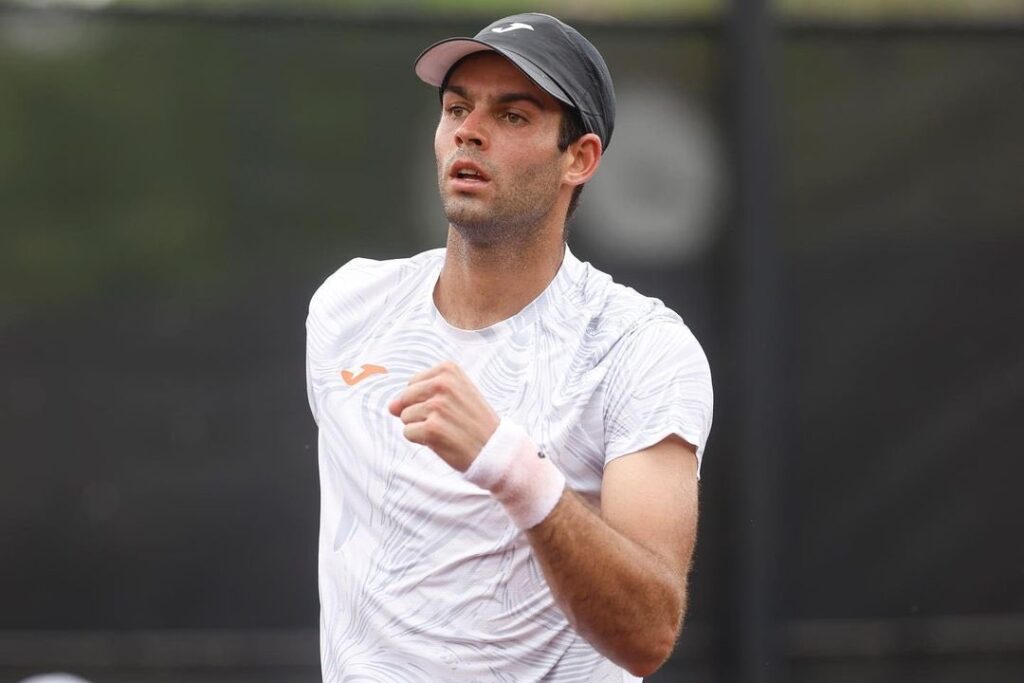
503, 112, 525, 124
447, 105, 467, 117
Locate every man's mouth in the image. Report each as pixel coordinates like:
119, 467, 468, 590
449, 160, 490, 184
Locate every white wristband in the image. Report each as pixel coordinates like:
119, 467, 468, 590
464, 418, 567, 530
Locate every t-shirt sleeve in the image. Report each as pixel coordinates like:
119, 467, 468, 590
304, 256, 397, 428
601, 318, 714, 476
305, 344, 319, 426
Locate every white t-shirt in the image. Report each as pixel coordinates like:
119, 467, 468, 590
306, 247, 713, 683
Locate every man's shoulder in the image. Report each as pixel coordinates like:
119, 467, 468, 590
570, 259, 713, 467
308, 248, 443, 318
567, 253, 691, 349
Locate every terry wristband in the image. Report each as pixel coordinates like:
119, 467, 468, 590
464, 418, 567, 530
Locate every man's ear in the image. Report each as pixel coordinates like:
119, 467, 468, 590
563, 133, 603, 188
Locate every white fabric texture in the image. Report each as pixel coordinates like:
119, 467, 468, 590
306, 246, 713, 682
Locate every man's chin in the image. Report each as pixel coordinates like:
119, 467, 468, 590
447, 215, 495, 235
443, 200, 496, 232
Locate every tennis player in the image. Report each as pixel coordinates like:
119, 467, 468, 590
306, 13, 713, 682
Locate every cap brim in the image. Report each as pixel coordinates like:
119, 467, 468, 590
414, 37, 576, 109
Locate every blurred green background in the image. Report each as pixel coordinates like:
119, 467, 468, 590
1, 1, 1022, 682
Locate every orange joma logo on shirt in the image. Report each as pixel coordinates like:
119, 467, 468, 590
341, 364, 388, 386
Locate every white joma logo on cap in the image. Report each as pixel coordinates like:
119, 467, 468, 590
492, 22, 534, 33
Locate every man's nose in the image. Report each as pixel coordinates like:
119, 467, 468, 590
454, 111, 488, 149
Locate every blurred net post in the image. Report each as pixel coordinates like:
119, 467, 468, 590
727, 0, 784, 681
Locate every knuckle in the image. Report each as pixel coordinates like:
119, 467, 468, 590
423, 416, 444, 440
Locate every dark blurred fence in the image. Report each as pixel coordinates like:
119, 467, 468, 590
1, 5, 1022, 682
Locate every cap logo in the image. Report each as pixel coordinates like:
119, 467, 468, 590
491, 22, 534, 33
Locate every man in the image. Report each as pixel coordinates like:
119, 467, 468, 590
306, 13, 713, 682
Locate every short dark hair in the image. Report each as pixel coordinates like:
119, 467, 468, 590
557, 104, 588, 224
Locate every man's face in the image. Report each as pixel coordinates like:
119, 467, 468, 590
434, 52, 568, 245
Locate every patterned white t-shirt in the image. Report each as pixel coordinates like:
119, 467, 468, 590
305, 246, 713, 683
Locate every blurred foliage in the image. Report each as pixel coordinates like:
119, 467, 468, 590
0, 17, 385, 325
777, 0, 1024, 19
0, 23, 234, 322
7, 0, 1024, 20
8, 0, 724, 19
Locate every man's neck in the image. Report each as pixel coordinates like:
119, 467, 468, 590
435, 225, 566, 331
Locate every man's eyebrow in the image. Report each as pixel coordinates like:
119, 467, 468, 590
495, 92, 547, 110
442, 84, 470, 100
441, 84, 547, 110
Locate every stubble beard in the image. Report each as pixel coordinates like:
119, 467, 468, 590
437, 155, 563, 248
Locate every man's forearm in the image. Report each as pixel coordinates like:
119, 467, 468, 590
526, 489, 687, 677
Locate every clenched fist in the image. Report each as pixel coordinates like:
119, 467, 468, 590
388, 360, 500, 472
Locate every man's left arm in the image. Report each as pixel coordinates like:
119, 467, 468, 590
389, 361, 701, 678
526, 435, 698, 678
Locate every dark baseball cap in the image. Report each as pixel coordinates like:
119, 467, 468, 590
414, 13, 616, 150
